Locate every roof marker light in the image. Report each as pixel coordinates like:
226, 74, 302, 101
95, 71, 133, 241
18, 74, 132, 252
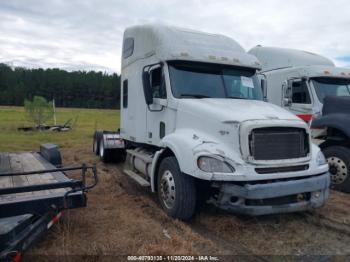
180, 52, 189, 57
324, 70, 331, 75
208, 55, 216, 60
221, 57, 228, 61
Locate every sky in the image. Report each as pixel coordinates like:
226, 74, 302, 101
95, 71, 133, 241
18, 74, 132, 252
0, 0, 349, 74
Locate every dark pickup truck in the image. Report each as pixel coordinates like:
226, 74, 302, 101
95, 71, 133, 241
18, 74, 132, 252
312, 96, 350, 193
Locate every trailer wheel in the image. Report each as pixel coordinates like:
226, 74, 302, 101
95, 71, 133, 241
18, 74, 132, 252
93, 131, 103, 155
157, 157, 196, 220
323, 146, 350, 193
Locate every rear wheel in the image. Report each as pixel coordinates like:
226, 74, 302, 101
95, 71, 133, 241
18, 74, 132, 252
99, 138, 111, 163
157, 157, 196, 220
93, 131, 103, 155
323, 146, 350, 193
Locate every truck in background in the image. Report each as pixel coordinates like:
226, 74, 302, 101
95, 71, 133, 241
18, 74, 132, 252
94, 25, 330, 220
249, 46, 350, 192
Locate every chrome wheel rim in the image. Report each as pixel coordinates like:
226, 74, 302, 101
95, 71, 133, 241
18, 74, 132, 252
328, 156, 348, 184
99, 142, 104, 158
160, 170, 176, 209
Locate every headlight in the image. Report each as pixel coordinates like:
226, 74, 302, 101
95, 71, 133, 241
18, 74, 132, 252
316, 151, 327, 166
197, 156, 235, 173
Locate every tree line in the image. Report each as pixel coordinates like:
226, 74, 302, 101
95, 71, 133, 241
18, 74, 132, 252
0, 63, 121, 109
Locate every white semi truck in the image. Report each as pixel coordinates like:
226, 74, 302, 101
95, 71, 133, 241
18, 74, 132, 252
249, 46, 350, 193
94, 25, 330, 220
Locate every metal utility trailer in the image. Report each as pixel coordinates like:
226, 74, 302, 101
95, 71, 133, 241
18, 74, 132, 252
0, 144, 97, 261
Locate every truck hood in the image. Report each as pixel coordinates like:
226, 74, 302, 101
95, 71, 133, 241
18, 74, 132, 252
178, 98, 300, 123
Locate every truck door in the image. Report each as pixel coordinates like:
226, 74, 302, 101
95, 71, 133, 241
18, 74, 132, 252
283, 79, 313, 120
144, 64, 171, 145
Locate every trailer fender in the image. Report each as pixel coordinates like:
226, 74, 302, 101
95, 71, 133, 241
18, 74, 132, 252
40, 143, 62, 167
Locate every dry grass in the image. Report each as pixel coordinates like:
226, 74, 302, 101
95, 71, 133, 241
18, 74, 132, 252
28, 147, 217, 257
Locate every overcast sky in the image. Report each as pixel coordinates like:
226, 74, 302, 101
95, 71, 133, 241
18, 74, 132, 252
0, 0, 349, 74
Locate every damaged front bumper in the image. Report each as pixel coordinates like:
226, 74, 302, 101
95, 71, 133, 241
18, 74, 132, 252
209, 172, 331, 216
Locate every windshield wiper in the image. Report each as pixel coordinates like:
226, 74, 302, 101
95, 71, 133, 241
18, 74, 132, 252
180, 94, 211, 98
227, 96, 247, 100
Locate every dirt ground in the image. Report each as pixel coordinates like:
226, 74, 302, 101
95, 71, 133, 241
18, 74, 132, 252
27, 145, 350, 259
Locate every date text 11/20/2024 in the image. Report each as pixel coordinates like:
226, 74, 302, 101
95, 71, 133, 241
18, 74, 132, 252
127, 256, 220, 261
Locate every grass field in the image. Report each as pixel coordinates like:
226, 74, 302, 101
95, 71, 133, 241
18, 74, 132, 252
0, 106, 120, 151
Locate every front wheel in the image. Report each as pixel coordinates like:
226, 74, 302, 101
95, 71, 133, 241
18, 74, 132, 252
323, 146, 350, 193
157, 157, 197, 220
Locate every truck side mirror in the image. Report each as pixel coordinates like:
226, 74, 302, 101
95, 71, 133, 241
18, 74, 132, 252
283, 80, 293, 106
142, 71, 153, 105
283, 98, 292, 107
261, 79, 267, 101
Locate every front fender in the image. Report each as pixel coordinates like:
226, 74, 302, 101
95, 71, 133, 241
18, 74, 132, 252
311, 114, 350, 138
160, 129, 224, 180
159, 128, 245, 181
160, 129, 206, 178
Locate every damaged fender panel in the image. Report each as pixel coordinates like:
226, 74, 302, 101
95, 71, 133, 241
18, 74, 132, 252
160, 129, 242, 180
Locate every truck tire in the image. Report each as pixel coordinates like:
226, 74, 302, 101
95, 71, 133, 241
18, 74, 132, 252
93, 131, 103, 155
157, 157, 197, 220
323, 146, 350, 193
99, 137, 111, 163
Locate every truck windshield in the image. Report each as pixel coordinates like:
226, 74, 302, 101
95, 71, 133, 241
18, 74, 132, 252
168, 61, 262, 100
312, 77, 350, 103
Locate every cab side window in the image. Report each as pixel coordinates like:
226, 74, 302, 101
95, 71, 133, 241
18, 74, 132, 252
150, 67, 166, 99
292, 81, 311, 104
123, 79, 128, 108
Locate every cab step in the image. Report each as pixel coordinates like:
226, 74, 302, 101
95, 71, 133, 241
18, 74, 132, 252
123, 169, 150, 187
